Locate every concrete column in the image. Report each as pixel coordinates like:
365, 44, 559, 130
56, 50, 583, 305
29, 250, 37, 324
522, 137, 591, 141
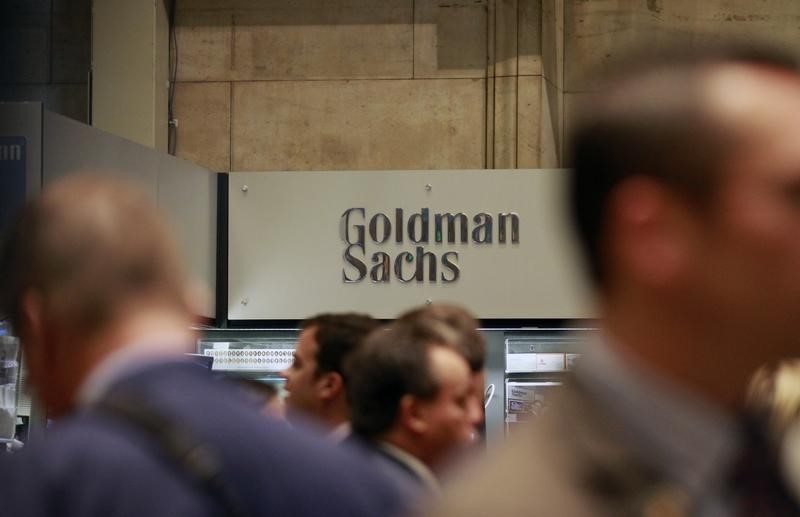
541, 0, 564, 167
91, 0, 169, 151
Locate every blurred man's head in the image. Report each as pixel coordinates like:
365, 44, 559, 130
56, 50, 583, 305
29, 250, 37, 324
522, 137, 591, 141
347, 319, 481, 472
0, 176, 194, 416
568, 44, 800, 406
397, 304, 486, 433
281, 313, 379, 427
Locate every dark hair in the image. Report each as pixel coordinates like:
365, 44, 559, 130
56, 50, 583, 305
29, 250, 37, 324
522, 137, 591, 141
568, 43, 800, 286
346, 320, 456, 439
397, 303, 485, 372
301, 313, 380, 380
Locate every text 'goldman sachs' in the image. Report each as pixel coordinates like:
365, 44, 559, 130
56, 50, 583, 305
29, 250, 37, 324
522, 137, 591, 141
341, 208, 520, 284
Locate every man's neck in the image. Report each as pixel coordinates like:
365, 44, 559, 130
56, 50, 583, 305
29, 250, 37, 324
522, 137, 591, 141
61, 308, 195, 414
376, 440, 441, 494
317, 398, 350, 429
380, 429, 432, 472
604, 294, 752, 412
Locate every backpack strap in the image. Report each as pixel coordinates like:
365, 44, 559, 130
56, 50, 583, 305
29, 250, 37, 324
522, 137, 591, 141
96, 391, 250, 517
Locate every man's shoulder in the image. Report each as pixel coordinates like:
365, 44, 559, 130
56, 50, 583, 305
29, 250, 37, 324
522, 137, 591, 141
5, 365, 409, 517
20, 410, 177, 475
341, 435, 431, 507
0, 413, 213, 517
432, 381, 661, 517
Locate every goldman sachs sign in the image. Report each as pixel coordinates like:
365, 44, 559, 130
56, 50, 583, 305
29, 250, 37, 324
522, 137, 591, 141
341, 208, 520, 284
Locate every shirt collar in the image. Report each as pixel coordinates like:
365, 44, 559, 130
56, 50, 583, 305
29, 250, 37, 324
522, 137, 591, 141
378, 441, 442, 496
76, 333, 194, 408
328, 421, 352, 443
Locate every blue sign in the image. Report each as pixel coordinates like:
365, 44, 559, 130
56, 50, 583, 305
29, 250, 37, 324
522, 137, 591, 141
0, 136, 26, 236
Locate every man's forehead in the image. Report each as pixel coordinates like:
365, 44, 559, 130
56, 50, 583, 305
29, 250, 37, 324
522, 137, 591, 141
702, 63, 800, 130
297, 327, 320, 355
700, 64, 800, 175
428, 345, 470, 379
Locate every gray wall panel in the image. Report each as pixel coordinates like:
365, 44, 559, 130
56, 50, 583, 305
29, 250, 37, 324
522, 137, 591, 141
41, 110, 216, 317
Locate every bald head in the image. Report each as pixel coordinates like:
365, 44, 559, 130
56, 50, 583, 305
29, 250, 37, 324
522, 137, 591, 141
397, 304, 485, 373
0, 176, 190, 337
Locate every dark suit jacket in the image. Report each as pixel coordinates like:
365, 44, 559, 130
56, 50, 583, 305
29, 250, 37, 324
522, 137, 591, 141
0, 361, 408, 517
430, 378, 699, 517
431, 354, 800, 517
342, 433, 437, 516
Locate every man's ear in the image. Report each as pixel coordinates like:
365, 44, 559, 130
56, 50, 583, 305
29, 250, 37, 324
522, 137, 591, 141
607, 176, 696, 288
317, 371, 344, 401
20, 290, 45, 348
18, 290, 54, 383
398, 394, 428, 434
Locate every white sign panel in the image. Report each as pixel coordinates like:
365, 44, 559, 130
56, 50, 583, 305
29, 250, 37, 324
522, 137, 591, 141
227, 170, 595, 320
506, 353, 539, 373
506, 353, 566, 373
